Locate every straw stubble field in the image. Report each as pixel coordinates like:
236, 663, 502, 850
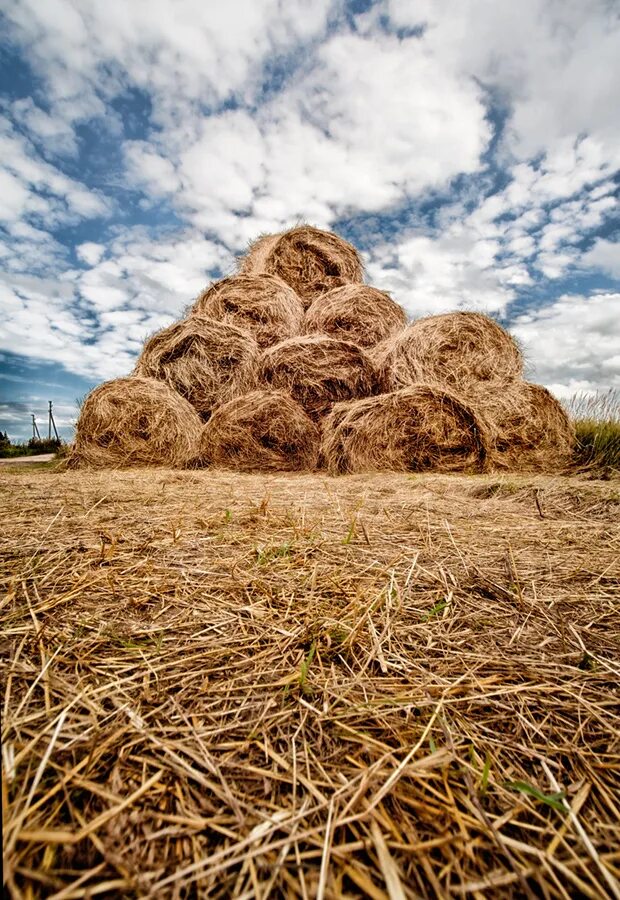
1, 465, 619, 898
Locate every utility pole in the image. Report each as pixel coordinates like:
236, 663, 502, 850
48, 401, 60, 442
32, 414, 41, 441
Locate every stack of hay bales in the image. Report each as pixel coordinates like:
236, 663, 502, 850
72, 225, 574, 473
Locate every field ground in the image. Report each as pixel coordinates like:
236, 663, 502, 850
1, 466, 619, 898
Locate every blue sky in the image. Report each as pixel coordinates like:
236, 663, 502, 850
1, 0, 619, 441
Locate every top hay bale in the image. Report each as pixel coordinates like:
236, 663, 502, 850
305, 284, 407, 349
191, 274, 304, 349
134, 315, 259, 419
70, 376, 203, 469
239, 225, 363, 308
374, 311, 523, 390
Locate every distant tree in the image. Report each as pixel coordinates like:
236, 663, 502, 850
27, 437, 61, 452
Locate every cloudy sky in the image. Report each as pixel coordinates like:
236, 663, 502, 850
1, 0, 619, 441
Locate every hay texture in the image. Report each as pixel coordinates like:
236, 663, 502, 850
200, 390, 320, 472
375, 311, 523, 390
305, 284, 407, 349
71, 377, 203, 469
240, 226, 363, 307
321, 385, 489, 475
259, 335, 379, 420
191, 274, 304, 349
472, 381, 575, 472
134, 316, 258, 417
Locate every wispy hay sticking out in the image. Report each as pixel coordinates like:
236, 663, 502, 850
374, 311, 523, 390
70, 377, 204, 469
200, 390, 320, 472
321, 385, 489, 475
191, 274, 304, 349
259, 335, 379, 420
471, 381, 575, 472
305, 284, 407, 349
134, 315, 258, 417
239, 225, 363, 307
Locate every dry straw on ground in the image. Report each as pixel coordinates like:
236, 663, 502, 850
134, 315, 259, 418
321, 385, 489, 474
240, 225, 364, 307
305, 284, 407, 349
191, 274, 304, 349
259, 335, 379, 421
200, 390, 320, 472
3, 468, 619, 898
69, 376, 204, 469
471, 381, 576, 472
374, 311, 524, 390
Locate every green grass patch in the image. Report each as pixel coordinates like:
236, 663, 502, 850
569, 390, 620, 474
504, 780, 567, 813
299, 639, 317, 694
0, 460, 59, 473
0, 439, 63, 458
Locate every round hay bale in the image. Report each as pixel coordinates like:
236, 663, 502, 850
191, 274, 304, 349
134, 316, 258, 418
374, 312, 523, 390
70, 377, 204, 469
200, 390, 320, 472
240, 225, 363, 307
259, 335, 379, 420
471, 382, 575, 472
305, 284, 407, 349
320, 385, 489, 475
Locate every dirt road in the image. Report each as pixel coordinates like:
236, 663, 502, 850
0, 453, 55, 465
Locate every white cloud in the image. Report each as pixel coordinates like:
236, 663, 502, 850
363, 139, 617, 318
124, 142, 181, 196
146, 30, 491, 249
0, 227, 233, 380
4, 0, 335, 131
0, 170, 30, 223
387, 0, 620, 161
0, 118, 110, 226
366, 232, 518, 317
582, 239, 620, 279
76, 242, 106, 266
11, 98, 78, 155
511, 292, 620, 396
